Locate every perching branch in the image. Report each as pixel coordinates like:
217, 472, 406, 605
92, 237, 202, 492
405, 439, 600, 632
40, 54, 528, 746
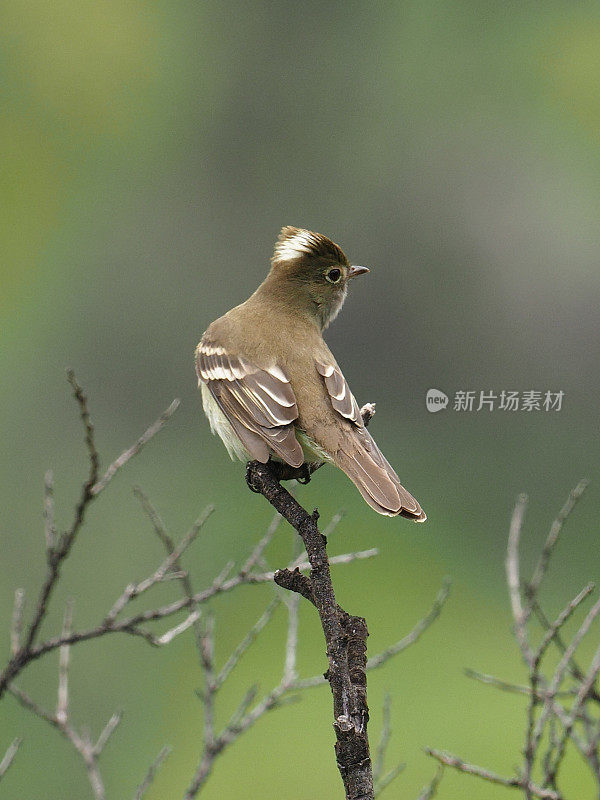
246, 457, 375, 799
240, 402, 386, 800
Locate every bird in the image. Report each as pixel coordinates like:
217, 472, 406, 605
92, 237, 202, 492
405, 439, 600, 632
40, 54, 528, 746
195, 226, 426, 521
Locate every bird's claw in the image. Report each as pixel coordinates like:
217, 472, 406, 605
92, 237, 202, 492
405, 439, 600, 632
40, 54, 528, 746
245, 461, 262, 493
297, 463, 312, 485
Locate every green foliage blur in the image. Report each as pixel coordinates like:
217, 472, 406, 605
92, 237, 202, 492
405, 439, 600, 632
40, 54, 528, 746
1, 2, 599, 797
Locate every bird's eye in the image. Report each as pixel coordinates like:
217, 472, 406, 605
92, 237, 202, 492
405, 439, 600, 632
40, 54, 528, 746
326, 268, 342, 284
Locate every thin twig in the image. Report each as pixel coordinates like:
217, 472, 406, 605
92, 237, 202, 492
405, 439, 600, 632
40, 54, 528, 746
215, 598, 281, 690
153, 610, 202, 646
374, 761, 406, 797
367, 578, 451, 670
238, 511, 284, 579
464, 669, 573, 700
373, 693, 392, 785
9, 684, 117, 800
372, 693, 405, 797
532, 601, 600, 705
104, 505, 213, 623
523, 583, 595, 794
21, 373, 98, 661
416, 766, 444, 800
91, 399, 180, 495
536, 583, 595, 666
506, 493, 534, 666
93, 713, 122, 757
426, 748, 561, 800
282, 593, 299, 685
13, 544, 378, 667
547, 641, 600, 786
43, 469, 56, 551
56, 601, 73, 724
133, 746, 171, 800
524, 480, 589, 617
10, 589, 25, 658
0, 738, 22, 780
184, 614, 216, 799
530, 596, 600, 759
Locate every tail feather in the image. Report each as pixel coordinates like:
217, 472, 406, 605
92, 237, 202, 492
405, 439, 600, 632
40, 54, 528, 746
338, 448, 402, 513
336, 430, 426, 522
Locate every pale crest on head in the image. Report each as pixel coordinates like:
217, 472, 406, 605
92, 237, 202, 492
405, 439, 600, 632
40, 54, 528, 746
272, 226, 348, 266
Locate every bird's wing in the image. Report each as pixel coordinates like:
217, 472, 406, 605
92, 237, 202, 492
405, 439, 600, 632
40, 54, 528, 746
316, 360, 426, 521
197, 340, 304, 468
315, 361, 363, 424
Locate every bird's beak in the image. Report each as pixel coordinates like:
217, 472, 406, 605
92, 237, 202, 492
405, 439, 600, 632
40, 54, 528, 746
347, 265, 370, 279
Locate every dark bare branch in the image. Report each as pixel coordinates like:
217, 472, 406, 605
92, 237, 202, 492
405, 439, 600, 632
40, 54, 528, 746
245, 459, 374, 800
274, 567, 316, 605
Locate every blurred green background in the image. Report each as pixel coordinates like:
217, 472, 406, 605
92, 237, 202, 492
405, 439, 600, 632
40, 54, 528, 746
1, 1, 599, 797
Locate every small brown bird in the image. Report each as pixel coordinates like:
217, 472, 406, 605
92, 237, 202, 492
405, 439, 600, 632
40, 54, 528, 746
195, 226, 426, 521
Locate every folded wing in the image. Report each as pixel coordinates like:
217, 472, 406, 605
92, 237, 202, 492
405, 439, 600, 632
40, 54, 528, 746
316, 360, 426, 521
197, 340, 304, 467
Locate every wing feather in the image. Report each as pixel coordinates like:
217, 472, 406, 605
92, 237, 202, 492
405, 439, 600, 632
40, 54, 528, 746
197, 339, 303, 467
316, 361, 362, 423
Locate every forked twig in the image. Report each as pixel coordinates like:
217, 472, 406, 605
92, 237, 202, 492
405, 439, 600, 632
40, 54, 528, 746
428, 482, 596, 799
0, 373, 180, 698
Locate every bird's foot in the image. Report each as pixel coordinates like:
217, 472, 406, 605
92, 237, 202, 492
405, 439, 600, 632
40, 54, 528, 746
296, 463, 312, 485
245, 461, 263, 493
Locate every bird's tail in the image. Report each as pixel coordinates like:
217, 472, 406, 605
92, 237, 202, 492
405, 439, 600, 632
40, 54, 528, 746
335, 429, 426, 521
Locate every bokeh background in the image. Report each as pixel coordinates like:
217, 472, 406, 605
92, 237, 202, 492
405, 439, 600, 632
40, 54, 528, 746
1, 2, 599, 798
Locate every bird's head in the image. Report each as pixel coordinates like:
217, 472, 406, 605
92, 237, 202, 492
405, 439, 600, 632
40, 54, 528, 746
268, 226, 369, 329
